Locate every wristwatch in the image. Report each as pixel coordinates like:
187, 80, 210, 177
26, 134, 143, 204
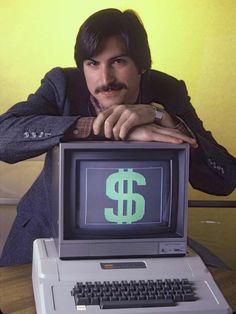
150, 102, 165, 121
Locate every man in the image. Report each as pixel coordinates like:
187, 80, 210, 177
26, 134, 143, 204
0, 8, 235, 266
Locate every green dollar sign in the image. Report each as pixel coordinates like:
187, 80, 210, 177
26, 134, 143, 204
104, 169, 146, 224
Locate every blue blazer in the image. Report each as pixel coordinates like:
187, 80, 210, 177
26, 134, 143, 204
0, 67, 235, 266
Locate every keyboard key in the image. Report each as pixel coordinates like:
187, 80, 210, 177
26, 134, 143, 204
90, 297, 99, 305
173, 294, 182, 302
75, 296, 90, 306
100, 298, 176, 309
183, 294, 197, 301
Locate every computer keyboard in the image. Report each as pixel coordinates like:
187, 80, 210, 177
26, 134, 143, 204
71, 278, 197, 310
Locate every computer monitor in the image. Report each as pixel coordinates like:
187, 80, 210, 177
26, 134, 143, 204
50, 141, 189, 259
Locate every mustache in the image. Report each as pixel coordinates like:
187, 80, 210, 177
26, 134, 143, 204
95, 82, 127, 94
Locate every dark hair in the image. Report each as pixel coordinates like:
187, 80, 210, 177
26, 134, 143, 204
74, 8, 152, 72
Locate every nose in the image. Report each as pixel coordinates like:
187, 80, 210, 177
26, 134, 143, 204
100, 64, 115, 85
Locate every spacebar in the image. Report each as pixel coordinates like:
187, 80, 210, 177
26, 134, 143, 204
100, 299, 176, 309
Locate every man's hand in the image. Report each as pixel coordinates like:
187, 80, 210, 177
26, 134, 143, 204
126, 123, 198, 148
93, 104, 155, 140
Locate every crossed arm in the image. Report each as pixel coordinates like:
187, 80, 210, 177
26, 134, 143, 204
0, 67, 235, 195
71, 103, 198, 148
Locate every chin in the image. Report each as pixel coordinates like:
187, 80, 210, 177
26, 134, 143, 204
100, 98, 125, 109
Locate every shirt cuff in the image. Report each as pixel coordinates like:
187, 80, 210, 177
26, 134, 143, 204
63, 117, 95, 140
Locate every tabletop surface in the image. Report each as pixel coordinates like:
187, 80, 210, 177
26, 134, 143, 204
0, 264, 236, 314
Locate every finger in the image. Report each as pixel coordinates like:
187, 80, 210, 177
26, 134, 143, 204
109, 112, 138, 140
104, 105, 135, 139
93, 109, 112, 135
147, 125, 184, 143
114, 105, 155, 139
151, 132, 183, 144
103, 109, 127, 139
126, 124, 182, 143
117, 108, 153, 140
118, 112, 147, 139
153, 126, 197, 147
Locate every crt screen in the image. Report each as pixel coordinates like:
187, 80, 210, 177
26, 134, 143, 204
74, 160, 172, 237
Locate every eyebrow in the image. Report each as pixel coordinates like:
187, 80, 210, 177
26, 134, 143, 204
87, 54, 129, 62
110, 54, 129, 61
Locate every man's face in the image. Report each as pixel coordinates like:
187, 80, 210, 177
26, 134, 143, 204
83, 36, 142, 109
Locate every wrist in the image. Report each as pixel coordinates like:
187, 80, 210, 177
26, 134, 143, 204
151, 102, 183, 128
150, 102, 165, 122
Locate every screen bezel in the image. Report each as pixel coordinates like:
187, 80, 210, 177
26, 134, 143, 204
63, 149, 180, 240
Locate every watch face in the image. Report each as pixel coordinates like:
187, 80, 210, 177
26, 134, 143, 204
151, 103, 165, 121
155, 109, 164, 120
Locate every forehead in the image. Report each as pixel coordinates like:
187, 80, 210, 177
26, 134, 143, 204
90, 36, 127, 60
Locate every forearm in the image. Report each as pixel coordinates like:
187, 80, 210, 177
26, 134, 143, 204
0, 112, 78, 163
176, 81, 236, 195
171, 114, 235, 194
189, 133, 236, 195
0, 67, 80, 163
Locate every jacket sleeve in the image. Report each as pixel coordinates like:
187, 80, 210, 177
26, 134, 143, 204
177, 80, 236, 195
0, 67, 79, 163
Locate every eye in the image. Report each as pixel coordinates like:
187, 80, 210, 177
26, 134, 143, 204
85, 60, 98, 67
112, 58, 127, 65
